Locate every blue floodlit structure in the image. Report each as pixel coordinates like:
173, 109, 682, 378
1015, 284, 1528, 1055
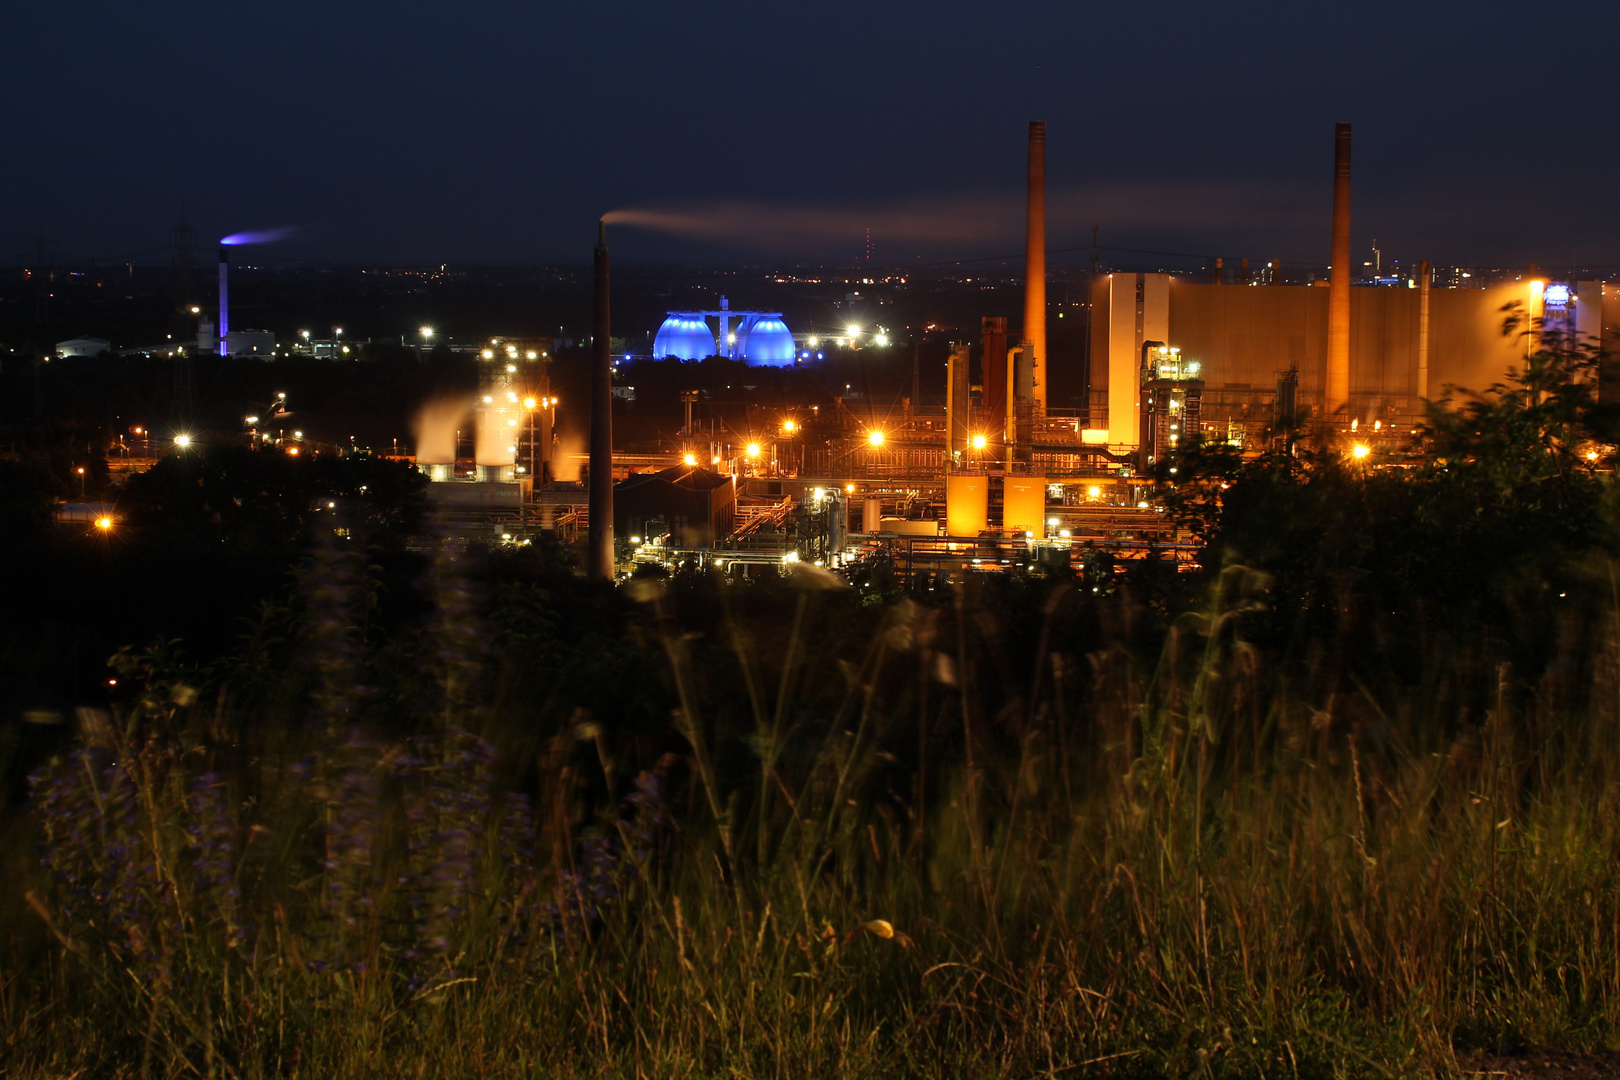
650, 297, 797, 366
731, 315, 796, 367
653, 314, 717, 361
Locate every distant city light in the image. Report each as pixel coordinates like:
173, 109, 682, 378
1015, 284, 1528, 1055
174, 434, 192, 448
807, 336, 819, 347
874, 332, 889, 347
482, 349, 495, 359
420, 327, 434, 337
782, 420, 797, 434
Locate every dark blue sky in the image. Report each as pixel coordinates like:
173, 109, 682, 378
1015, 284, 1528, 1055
4, 1, 1615, 269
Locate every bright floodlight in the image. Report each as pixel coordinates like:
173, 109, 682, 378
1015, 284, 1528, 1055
783, 420, 797, 433
174, 434, 192, 448
420, 326, 434, 337
971, 433, 987, 450
874, 332, 889, 347
868, 430, 884, 447
746, 443, 761, 458
1088, 485, 1101, 499
524, 397, 537, 409
1351, 443, 1371, 459
683, 453, 697, 466
807, 336, 819, 347
95, 517, 113, 530
846, 325, 859, 337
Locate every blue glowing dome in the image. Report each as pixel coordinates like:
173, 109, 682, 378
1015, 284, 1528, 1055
733, 315, 796, 367
653, 314, 715, 360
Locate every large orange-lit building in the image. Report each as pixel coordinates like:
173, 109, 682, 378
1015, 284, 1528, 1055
1088, 273, 1620, 444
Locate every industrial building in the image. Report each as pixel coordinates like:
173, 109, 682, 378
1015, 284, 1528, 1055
652, 296, 796, 365
1089, 272, 1620, 444
424, 120, 1615, 589
614, 464, 736, 547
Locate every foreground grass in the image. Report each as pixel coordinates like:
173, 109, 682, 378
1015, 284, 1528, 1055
5, 563, 1620, 1079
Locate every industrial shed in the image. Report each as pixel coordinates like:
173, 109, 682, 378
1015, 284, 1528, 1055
614, 464, 736, 547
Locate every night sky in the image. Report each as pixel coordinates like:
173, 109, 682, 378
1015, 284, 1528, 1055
4, 1, 1616, 269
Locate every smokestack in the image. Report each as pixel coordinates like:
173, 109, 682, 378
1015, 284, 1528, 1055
1417, 259, 1432, 403
1024, 121, 1047, 408
946, 343, 970, 459
587, 221, 614, 580
980, 316, 1009, 455
217, 245, 229, 357
1327, 122, 1353, 421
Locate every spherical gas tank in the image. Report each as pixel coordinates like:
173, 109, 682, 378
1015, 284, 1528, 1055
652, 314, 716, 360
732, 315, 796, 367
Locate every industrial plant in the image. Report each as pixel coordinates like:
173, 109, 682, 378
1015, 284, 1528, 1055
104, 123, 1608, 589
345, 120, 1613, 591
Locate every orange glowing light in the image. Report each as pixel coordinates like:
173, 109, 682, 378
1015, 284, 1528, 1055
683, 453, 697, 466
1350, 443, 1370, 460
867, 430, 885, 447
94, 517, 112, 530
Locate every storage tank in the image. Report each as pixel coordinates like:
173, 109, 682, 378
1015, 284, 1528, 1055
945, 474, 989, 536
652, 314, 716, 360
1003, 475, 1047, 537
732, 314, 796, 367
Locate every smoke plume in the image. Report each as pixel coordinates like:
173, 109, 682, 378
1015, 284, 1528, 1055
220, 227, 299, 246
413, 398, 469, 465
